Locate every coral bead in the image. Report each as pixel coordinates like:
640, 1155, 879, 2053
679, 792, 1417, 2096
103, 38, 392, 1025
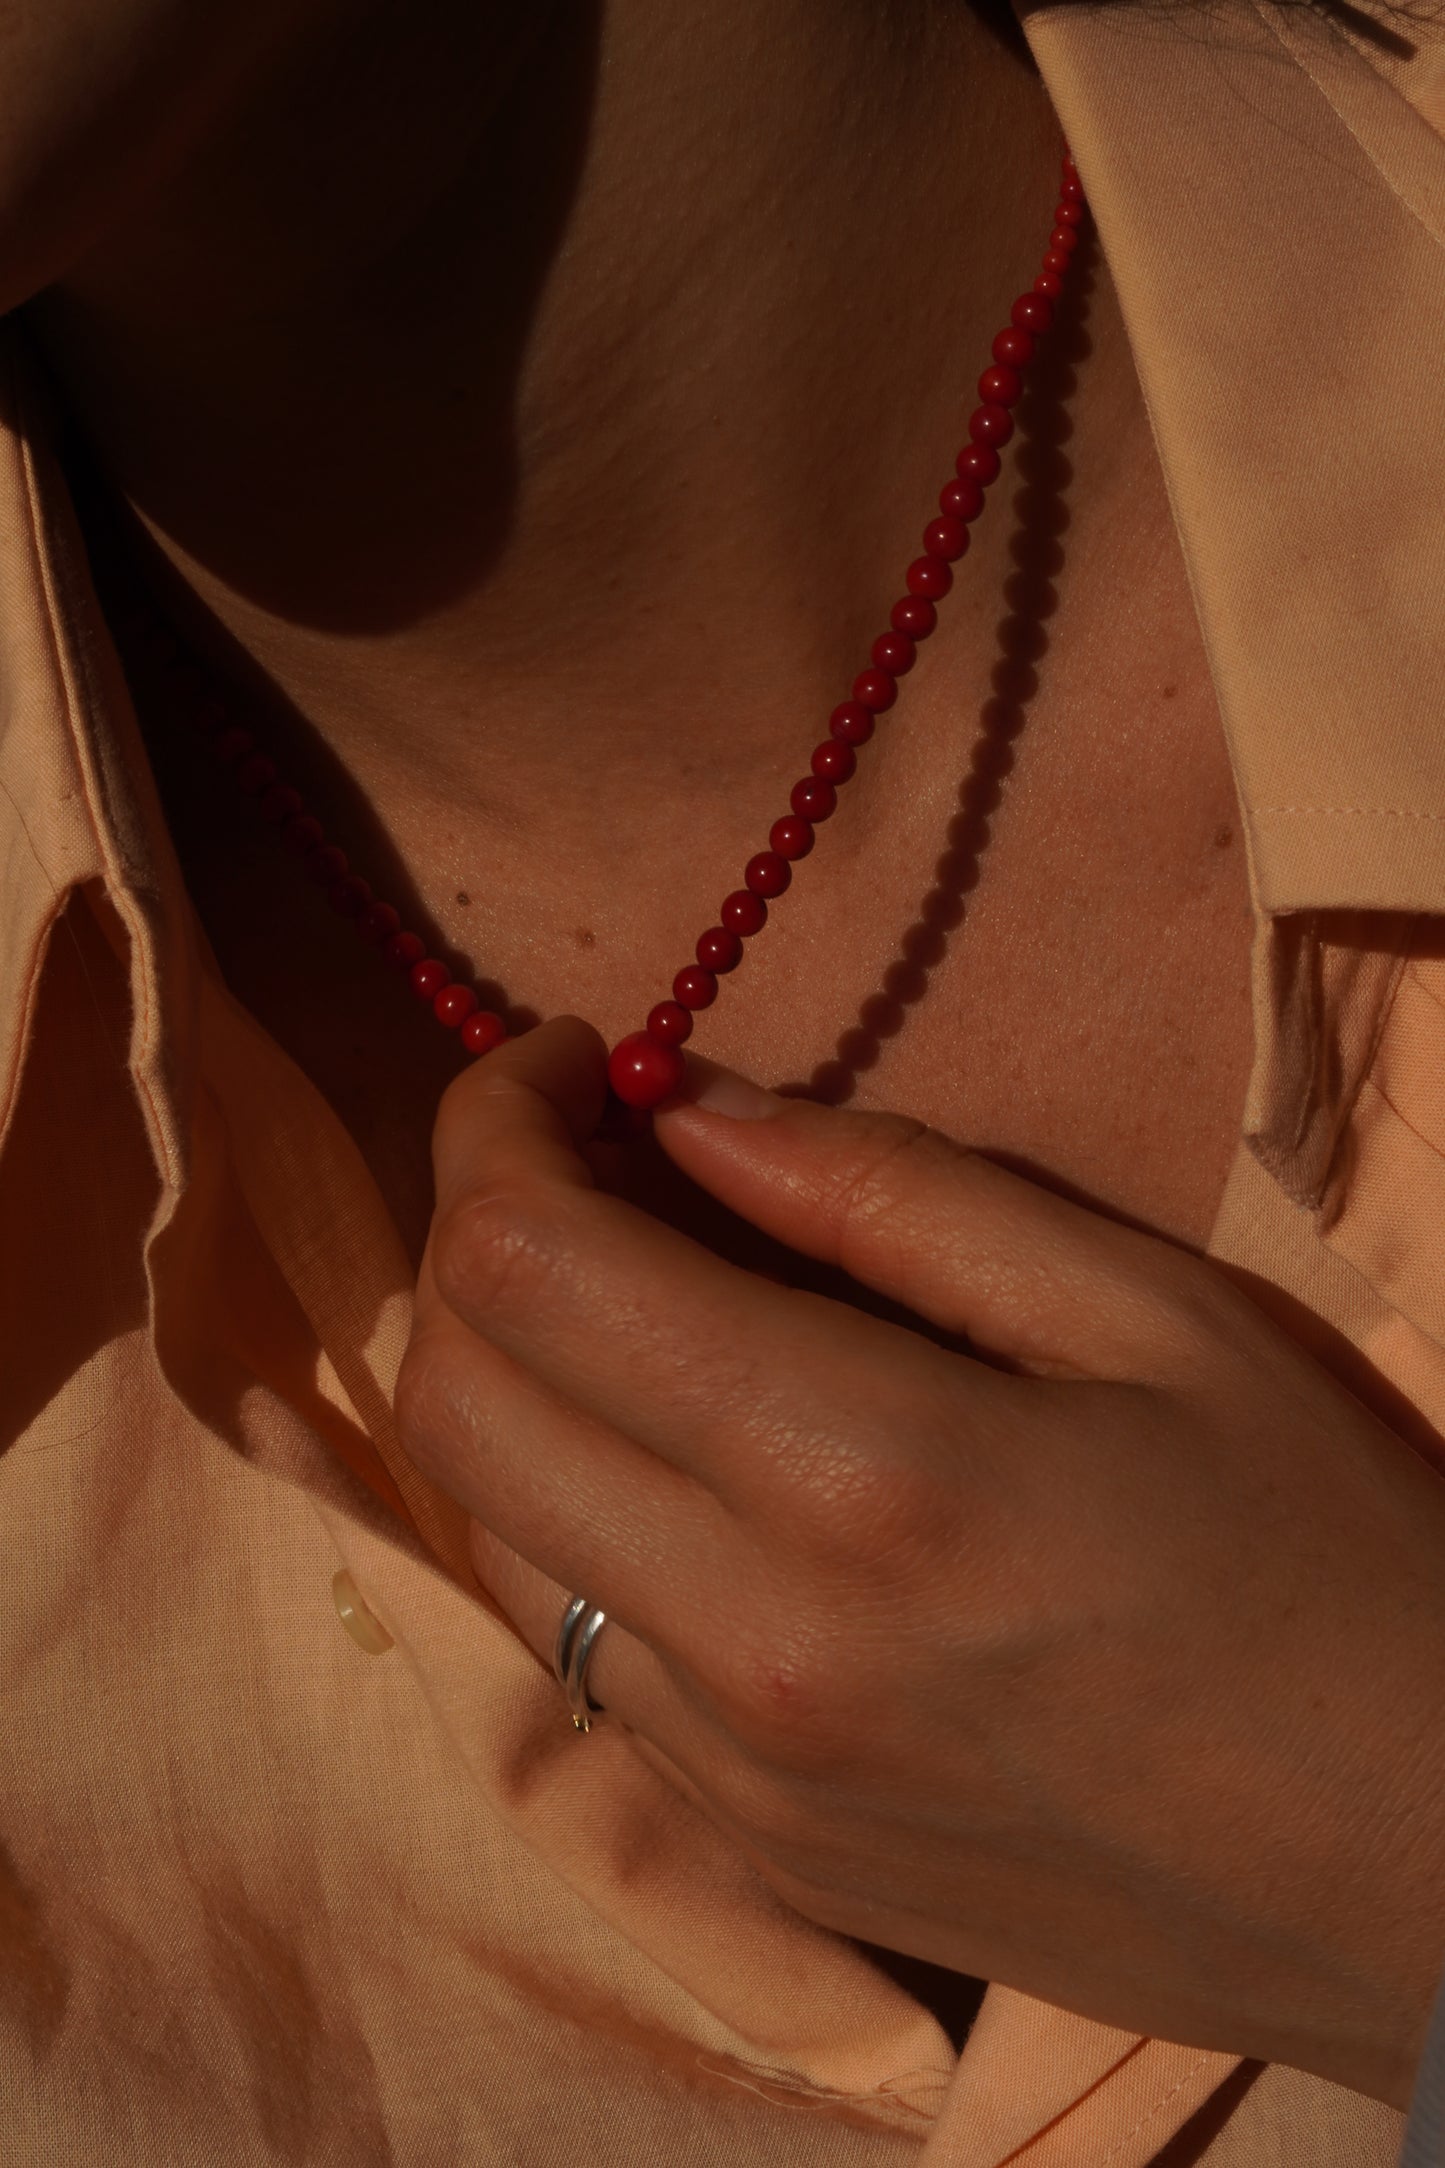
852, 668, 896, 711
647, 1001, 693, 1046
213, 727, 255, 766
329, 874, 373, 918
1049, 225, 1078, 254
924, 515, 969, 562
435, 983, 479, 1029
409, 958, 451, 1002
306, 843, 349, 887
1012, 292, 1054, 333
1060, 174, 1084, 202
770, 815, 813, 860
871, 630, 915, 676
979, 364, 1022, 407
957, 443, 1001, 486
281, 811, 324, 857
830, 701, 874, 746
259, 782, 304, 824
890, 594, 936, 639
1042, 249, 1072, 277
906, 555, 952, 600
608, 1032, 686, 1111
697, 925, 743, 973
356, 900, 401, 946
969, 404, 1014, 448
791, 774, 836, 821
674, 964, 718, 1009
1033, 270, 1063, 299
722, 889, 768, 936
235, 752, 278, 795
384, 930, 425, 971
745, 852, 790, 898
1055, 198, 1084, 226
940, 476, 984, 522
462, 1010, 508, 1058
992, 326, 1033, 367
811, 739, 856, 783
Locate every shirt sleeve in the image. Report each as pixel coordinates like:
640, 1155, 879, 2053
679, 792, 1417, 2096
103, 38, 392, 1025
1400, 1955, 1445, 2168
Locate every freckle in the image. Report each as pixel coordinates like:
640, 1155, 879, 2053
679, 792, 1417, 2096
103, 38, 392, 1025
574, 927, 597, 949
456, 891, 471, 907
1213, 825, 1233, 849
1161, 683, 1178, 700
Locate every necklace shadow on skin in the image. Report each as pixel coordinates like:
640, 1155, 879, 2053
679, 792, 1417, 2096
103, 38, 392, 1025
782, 227, 1097, 1112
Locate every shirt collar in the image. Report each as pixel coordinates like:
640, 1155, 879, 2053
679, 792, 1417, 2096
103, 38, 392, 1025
1024, 0, 1445, 913
0, 335, 195, 1189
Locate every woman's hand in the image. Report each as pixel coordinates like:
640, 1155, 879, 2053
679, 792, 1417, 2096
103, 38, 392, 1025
394, 1016, 1445, 2110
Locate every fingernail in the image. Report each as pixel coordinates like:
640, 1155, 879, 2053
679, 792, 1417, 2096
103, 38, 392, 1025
668, 1056, 781, 1120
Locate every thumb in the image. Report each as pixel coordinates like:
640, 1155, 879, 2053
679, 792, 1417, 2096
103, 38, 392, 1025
652, 1057, 1218, 1380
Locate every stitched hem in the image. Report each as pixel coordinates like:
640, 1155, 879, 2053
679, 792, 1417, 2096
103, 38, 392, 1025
1254, 806, 1445, 821
1097, 2051, 1224, 2166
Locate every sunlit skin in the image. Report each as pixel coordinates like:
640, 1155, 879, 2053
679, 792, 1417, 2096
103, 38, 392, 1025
9, 0, 1445, 2110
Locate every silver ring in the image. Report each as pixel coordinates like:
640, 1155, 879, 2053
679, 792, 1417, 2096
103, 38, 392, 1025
553, 1593, 607, 1733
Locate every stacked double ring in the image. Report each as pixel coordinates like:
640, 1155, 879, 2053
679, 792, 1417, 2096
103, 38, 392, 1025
553, 1594, 608, 1733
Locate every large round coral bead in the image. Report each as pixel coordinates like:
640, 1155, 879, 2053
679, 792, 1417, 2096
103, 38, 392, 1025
607, 1031, 687, 1110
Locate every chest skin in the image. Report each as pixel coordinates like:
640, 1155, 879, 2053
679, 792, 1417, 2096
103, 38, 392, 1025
160, 624, 1255, 1283
159, 709, 1254, 1288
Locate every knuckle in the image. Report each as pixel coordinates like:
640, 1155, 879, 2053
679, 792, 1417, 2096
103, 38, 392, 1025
819, 1453, 953, 1571
772, 1418, 960, 1578
432, 1180, 557, 1320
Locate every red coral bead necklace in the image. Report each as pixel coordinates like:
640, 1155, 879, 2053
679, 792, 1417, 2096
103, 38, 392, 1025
121, 151, 1086, 1113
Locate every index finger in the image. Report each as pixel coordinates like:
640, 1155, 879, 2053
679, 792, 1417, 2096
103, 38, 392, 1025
430, 1013, 609, 1219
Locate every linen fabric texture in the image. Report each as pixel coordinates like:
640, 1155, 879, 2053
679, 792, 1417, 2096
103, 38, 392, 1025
3, 1, 1445, 2161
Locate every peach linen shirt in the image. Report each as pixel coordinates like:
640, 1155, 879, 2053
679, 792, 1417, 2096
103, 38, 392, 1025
4, 2, 1445, 2163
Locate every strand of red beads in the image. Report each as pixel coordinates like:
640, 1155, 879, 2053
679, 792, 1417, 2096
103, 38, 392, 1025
609, 150, 1085, 1106
132, 150, 1085, 1111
